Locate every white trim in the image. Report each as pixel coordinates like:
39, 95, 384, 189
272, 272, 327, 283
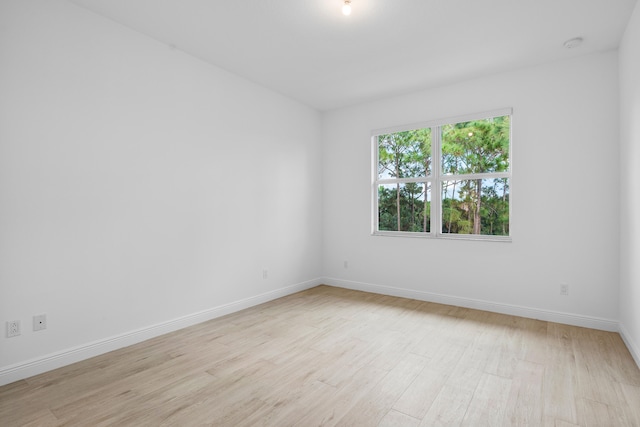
378, 177, 434, 185
323, 277, 619, 332
434, 233, 512, 243
619, 323, 640, 369
371, 107, 513, 137
372, 110, 512, 240
372, 134, 380, 234
3, 279, 635, 387
432, 124, 442, 234
0, 278, 322, 387
440, 172, 511, 181
373, 229, 512, 242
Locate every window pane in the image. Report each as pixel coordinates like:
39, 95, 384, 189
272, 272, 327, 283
378, 128, 432, 179
441, 178, 509, 236
441, 116, 510, 175
378, 182, 431, 232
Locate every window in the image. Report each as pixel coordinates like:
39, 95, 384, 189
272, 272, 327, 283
373, 108, 511, 241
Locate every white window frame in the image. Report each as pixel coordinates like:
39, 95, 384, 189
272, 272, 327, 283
372, 108, 513, 242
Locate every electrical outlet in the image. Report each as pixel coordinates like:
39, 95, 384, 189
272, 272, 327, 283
343, 260, 349, 268
6, 320, 21, 338
262, 269, 268, 279
33, 314, 47, 331
560, 284, 569, 296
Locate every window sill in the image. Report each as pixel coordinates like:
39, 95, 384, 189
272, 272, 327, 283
372, 231, 512, 243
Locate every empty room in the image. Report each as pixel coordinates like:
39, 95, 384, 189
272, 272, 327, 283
2, 0, 640, 425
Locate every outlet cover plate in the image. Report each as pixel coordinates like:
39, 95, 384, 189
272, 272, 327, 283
33, 314, 47, 331
7, 320, 21, 337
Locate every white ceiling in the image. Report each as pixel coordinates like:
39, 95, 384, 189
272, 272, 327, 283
70, 0, 637, 111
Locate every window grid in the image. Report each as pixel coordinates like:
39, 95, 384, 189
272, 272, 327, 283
372, 109, 512, 241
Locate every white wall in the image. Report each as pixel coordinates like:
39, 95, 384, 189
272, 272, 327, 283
322, 52, 620, 328
0, 0, 322, 379
620, 1, 640, 366
2, 0, 635, 386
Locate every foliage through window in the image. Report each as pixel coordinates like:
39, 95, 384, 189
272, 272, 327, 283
373, 109, 511, 240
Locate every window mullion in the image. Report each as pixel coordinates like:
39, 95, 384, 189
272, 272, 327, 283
432, 125, 442, 236
372, 135, 380, 234
378, 177, 431, 185
442, 172, 510, 180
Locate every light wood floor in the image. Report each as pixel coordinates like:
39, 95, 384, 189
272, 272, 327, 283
2, 285, 640, 426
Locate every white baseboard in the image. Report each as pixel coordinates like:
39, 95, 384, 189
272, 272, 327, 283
0, 278, 322, 387
3, 278, 633, 387
619, 323, 640, 369
323, 277, 620, 332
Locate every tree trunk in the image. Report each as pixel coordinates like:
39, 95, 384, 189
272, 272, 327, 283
395, 155, 401, 231
502, 179, 507, 235
447, 181, 456, 233
396, 183, 401, 231
473, 179, 482, 234
423, 158, 430, 232
423, 186, 429, 232
410, 190, 415, 229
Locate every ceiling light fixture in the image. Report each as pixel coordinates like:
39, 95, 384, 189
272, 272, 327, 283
342, 0, 352, 16
563, 37, 583, 49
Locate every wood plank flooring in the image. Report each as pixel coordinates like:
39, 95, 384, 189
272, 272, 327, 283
2, 285, 640, 426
